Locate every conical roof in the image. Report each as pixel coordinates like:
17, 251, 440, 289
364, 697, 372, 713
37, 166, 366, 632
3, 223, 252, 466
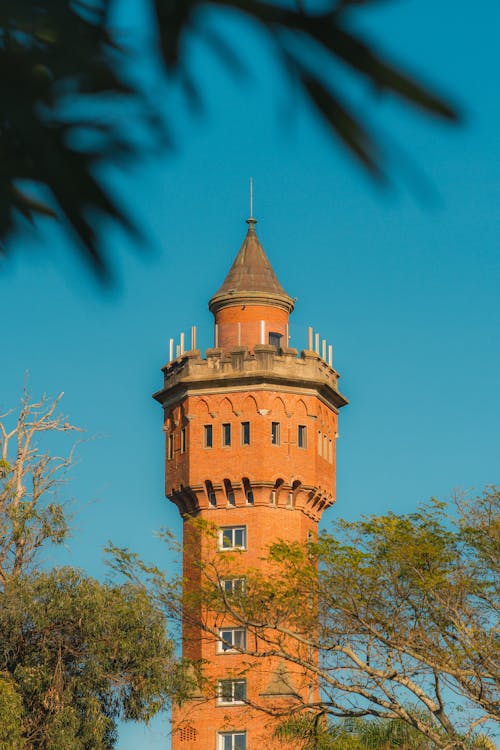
209, 219, 294, 314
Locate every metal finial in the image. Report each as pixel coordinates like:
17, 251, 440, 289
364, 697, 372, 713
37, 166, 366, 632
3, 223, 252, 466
250, 177, 253, 219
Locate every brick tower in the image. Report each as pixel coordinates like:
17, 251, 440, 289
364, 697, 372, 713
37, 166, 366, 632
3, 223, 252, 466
154, 217, 347, 750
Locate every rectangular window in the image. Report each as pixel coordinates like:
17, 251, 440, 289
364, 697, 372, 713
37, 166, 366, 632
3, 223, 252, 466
167, 433, 174, 460
298, 425, 307, 448
268, 332, 282, 351
219, 526, 246, 550
180, 427, 186, 453
204, 424, 213, 448
241, 421, 250, 445
287, 492, 294, 508
328, 439, 333, 464
227, 490, 235, 506
271, 421, 280, 445
218, 732, 246, 750
318, 430, 322, 456
217, 628, 246, 653
270, 490, 276, 506
217, 679, 247, 705
222, 423, 231, 446
221, 578, 245, 595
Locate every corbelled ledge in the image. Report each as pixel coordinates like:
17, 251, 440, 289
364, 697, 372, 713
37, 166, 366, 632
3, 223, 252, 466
153, 345, 348, 411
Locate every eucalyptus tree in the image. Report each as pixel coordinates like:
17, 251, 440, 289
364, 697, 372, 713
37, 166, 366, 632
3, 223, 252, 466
112, 489, 499, 750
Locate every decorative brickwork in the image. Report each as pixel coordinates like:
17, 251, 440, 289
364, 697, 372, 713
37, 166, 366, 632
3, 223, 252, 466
154, 218, 347, 749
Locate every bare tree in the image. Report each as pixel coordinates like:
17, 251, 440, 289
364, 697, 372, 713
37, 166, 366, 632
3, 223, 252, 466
0, 389, 80, 585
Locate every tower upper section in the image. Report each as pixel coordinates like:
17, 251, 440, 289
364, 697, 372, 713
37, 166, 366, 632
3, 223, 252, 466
208, 219, 294, 353
154, 215, 347, 523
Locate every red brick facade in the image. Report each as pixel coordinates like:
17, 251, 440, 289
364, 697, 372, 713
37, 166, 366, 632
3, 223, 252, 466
154, 219, 347, 750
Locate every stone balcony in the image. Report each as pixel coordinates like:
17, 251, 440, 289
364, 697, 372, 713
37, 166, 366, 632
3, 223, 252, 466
153, 345, 348, 411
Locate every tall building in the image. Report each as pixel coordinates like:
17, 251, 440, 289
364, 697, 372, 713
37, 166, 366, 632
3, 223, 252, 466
154, 217, 347, 750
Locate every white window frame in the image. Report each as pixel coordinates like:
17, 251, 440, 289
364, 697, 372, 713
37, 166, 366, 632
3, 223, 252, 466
217, 679, 247, 705
220, 577, 245, 595
167, 432, 174, 460
219, 526, 246, 551
271, 421, 280, 445
217, 627, 247, 653
180, 426, 186, 453
218, 732, 247, 750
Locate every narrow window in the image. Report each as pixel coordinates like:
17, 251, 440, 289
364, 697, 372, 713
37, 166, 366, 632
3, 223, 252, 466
219, 526, 246, 550
241, 421, 250, 445
287, 492, 294, 508
317, 430, 322, 456
217, 628, 247, 653
204, 424, 213, 448
180, 427, 186, 453
224, 479, 235, 506
222, 423, 231, 447
271, 422, 280, 445
242, 477, 254, 505
206, 481, 217, 508
270, 490, 276, 506
268, 332, 282, 351
167, 433, 174, 460
298, 425, 307, 448
217, 679, 247, 704
218, 731, 247, 750
323, 434, 328, 458
328, 439, 333, 464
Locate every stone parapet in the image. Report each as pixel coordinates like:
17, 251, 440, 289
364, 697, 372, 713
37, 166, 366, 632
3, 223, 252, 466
153, 345, 347, 411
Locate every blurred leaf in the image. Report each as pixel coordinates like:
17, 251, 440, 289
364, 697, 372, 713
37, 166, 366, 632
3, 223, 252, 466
0, 0, 460, 282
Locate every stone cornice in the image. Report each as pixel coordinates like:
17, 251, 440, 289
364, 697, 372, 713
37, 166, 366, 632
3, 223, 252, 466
208, 290, 295, 315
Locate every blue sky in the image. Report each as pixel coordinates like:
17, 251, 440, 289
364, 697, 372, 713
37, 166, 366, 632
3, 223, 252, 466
1, 0, 499, 746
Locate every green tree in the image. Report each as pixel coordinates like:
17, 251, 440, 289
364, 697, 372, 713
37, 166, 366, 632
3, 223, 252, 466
0, 391, 184, 748
275, 713, 496, 750
114, 489, 499, 750
1, 1, 459, 279
0, 568, 181, 750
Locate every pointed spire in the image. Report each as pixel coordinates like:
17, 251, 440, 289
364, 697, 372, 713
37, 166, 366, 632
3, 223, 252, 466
209, 217, 294, 314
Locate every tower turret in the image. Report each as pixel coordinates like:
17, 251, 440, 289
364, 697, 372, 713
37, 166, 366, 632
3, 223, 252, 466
209, 218, 294, 353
